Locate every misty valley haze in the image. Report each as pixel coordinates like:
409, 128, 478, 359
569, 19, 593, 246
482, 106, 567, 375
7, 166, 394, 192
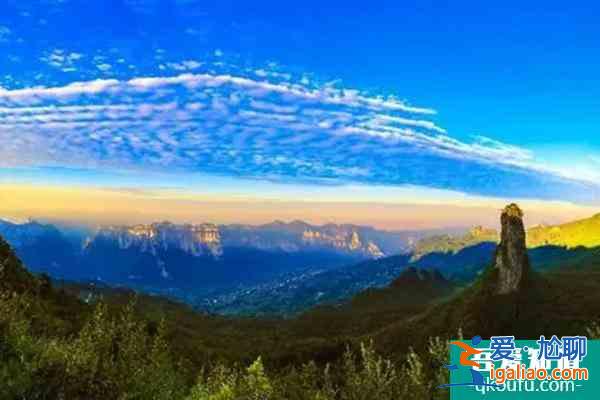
3, 210, 600, 316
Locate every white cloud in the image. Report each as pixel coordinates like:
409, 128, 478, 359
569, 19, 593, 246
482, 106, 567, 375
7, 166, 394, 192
0, 71, 597, 203
97, 63, 112, 72
0, 26, 11, 42
0, 72, 436, 114
166, 60, 203, 71
0, 79, 120, 101
41, 49, 83, 70
250, 100, 298, 114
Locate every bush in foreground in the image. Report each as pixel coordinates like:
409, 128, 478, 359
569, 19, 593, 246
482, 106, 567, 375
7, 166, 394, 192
1, 291, 450, 400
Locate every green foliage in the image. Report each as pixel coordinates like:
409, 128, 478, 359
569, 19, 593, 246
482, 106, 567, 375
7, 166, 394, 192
272, 362, 337, 400
0, 293, 39, 399
184, 340, 449, 400
586, 322, 600, 339
186, 364, 240, 400
6, 220, 600, 400
338, 342, 399, 400
402, 337, 449, 400
55, 300, 186, 399
1, 284, 450, 400
186, 356, 275, 400
0, 293, 185, 400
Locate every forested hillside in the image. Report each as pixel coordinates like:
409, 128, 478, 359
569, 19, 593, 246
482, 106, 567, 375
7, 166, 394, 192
1, 234, 450, 399
4, 206, 600, 399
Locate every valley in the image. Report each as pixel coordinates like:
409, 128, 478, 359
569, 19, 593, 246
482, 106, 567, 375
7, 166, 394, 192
3, 204, 600, 399
4, 211, 600, 316
2, 3, 598, 399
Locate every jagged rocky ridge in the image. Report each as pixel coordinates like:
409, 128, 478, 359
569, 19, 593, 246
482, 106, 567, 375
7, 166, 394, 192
1, 218, 423, 296
92, 222, 223, 257
9, 206, 600, 316
93, 220, 388, 259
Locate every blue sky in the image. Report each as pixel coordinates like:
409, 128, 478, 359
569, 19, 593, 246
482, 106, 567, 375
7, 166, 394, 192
0, 1, 599, 226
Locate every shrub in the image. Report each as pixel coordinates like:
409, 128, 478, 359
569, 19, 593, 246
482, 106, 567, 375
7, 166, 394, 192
1, 290, 451, 400
0, 295, 186, 400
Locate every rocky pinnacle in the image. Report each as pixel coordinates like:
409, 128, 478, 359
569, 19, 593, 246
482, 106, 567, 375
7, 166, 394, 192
494, 204, 530, 294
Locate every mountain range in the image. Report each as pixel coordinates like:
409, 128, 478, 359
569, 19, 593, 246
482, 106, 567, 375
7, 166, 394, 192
413, 213, 600, 256
4, 204, 600, 399
0, 218, 439, 293
3, 212, 600, 316
197, 212, 600, 315
94, 219, 403, 259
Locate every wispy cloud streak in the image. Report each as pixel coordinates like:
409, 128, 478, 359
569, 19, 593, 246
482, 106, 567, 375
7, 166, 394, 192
0, 72, 597, 203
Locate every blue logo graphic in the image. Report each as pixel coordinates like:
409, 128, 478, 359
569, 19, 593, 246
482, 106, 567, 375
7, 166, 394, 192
438, 335, 502, 389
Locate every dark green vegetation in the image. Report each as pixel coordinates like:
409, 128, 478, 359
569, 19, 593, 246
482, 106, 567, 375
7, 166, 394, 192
221, 241, 600, 318
0, 235, 451, 399
4, 206, 600, 399
208, 214, 600, 317
57, 265, 455, 369
201, 254, 413, 316
372, 206, 600, 356
372, 265, 600, 359
7, 213, 600, 318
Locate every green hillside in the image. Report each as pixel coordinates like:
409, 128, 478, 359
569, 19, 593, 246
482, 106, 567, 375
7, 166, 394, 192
414, 212, 600, 258
373, 265, 600, 360
59, 266, 455, 368
528, 213, 600, 248
373, 207, 600, 356
411, 226, 498, 260
4, 205, 600, 399
0, 234, 451, 399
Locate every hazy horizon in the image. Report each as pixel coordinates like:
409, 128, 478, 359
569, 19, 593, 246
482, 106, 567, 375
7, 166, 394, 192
1, 1, 599, 230
1, 183, 597, 231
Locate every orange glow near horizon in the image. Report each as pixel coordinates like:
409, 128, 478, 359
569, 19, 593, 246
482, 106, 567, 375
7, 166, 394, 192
0, 183, 597, 230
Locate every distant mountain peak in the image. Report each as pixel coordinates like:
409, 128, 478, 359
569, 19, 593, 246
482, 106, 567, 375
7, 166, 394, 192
90, 220, 389, 261
391, 267, 448, 288
468, 225, 497, 238
301, 227, 384, 257
0, 216, 32, 225
411, 225, 498, 260
96, 223, 222, 257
